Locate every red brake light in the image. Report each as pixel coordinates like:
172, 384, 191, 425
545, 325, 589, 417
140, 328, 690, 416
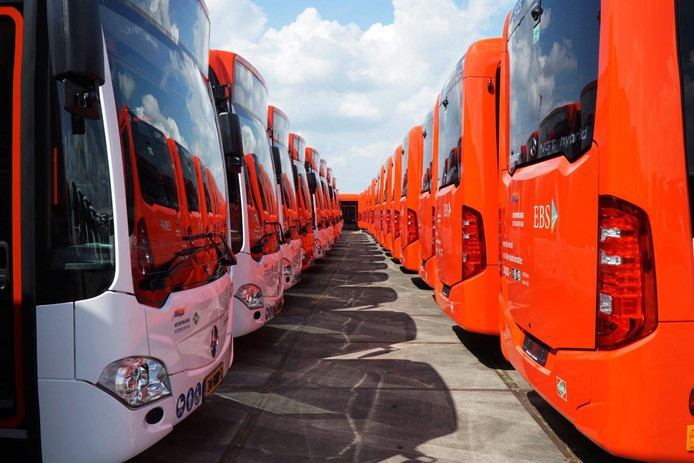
596, 196, 657, 349
407, 209, 418, 245
462, 206, 486, 279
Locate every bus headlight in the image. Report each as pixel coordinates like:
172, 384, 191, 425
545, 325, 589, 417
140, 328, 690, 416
236, 284, 264, 309
98, 357, 171, 408
282, 258, 292, 276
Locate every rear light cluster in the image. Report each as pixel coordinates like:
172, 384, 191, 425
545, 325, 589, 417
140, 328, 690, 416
393, 210, 401, 238
407, 209, 418, 245
596, 196, 657, 349
462, 206, 486, 279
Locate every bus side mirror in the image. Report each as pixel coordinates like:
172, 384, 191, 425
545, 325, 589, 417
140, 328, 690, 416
219, 112, 244, 172
48, 0, 104, 121
270, 146, 282, 182
307, 172, 317, 194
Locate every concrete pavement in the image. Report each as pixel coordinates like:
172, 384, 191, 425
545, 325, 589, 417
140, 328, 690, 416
130, 231, 634, 463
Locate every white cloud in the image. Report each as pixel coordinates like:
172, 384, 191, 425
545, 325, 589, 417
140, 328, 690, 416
208, 0, 515, 193
135, 93, 185, 146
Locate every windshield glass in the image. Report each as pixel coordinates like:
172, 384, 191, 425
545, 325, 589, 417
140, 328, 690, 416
401, 138, 409, 197
237, 106, 275, 213
677, 0, 694, 236
104, 0, 227, 306
508, 0, 600, 173
421, 109, 434, 192
234, 61, 267, 122
271, 110, 290, 147
438, 58, 463, 188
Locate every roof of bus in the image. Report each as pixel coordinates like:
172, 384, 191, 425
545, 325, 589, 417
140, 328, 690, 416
463, 38, 504, 77
269, 105, 288, 122
209, 50, 268, 90
340, 193, 359, 202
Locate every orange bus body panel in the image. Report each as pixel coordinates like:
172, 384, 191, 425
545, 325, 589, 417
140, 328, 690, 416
435, 38, 504, 335
501, 2, 694, 460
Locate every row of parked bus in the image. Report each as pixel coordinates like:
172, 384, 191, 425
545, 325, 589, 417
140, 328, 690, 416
0, 1, 343, 461
358, 1, 694, 461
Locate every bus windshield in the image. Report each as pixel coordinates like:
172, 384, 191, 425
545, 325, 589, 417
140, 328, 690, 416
508, 0, 600, 173
103, 0, 227, 305
421, 109, 434, 192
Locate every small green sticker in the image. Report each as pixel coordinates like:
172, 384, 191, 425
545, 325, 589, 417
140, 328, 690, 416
533, 24, 540, 44
147, 146, 154, 156
193, 312, 200, 325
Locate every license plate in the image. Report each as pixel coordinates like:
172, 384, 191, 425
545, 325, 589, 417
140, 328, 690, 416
204, 363, 224, 399
264, 305, 275, 321
522, 335, 549, 366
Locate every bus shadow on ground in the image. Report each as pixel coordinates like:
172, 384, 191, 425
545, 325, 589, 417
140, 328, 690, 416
130, 232, 458, 463
410, 276, 432, 291
452, 326, 512, 371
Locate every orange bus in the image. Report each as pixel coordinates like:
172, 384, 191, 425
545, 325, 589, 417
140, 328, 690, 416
418, 102, 440, 287
289, 133, 315, 270
382, 156, 394, 250
498, 1, 694, 460
399, 125, 424, 271
391, 146, 403, 260
435, 38, 503, 335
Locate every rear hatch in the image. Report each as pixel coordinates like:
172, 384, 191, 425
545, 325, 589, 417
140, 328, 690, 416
502, 0, 600, 350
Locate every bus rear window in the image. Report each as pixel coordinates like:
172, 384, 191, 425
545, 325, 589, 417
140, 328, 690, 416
401, 139, 409, 197
421, 109, 434, 192
508, 0, 600, 173
132, 119, 179, 210
677, 0, 694, 236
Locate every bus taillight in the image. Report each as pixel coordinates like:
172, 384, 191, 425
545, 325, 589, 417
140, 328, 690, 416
407, 209, 418, 245
596, 196, 657, 349
462, 206, 486, 279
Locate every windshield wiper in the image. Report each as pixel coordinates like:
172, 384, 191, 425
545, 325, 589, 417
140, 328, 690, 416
140, 233, 235, 291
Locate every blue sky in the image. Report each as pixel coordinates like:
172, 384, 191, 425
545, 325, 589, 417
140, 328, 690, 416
255, 0, 395, 30
208, 0, 515, 193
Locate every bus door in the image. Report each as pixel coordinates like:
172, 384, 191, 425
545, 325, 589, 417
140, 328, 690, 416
501, 0, 600, 349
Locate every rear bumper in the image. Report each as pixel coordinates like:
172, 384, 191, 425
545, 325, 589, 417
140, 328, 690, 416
435, 266, 499, 335
392, 237, 402, 260
418, 255, 437, 288
399, 241, 420, 271
502, 304, 694, 462
384, 232, 393, 251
